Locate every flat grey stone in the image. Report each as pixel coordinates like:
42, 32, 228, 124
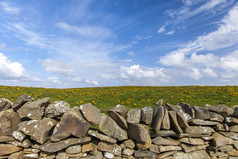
126, 109, 141, 124
141, 106, 153, 125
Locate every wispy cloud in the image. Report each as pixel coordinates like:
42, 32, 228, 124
0, 1, 20, 14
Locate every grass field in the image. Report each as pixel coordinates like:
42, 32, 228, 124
1, 85, 238, 110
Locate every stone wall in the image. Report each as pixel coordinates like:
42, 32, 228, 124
1, 95, 238, 159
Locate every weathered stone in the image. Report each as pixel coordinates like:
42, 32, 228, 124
0, 144, 22, 156
136, 136, 151, 150
220, 132, 238, 140
45, 101, 70, 118
40, 137, 91, 152
51, 107, 90, 141
66, 145, 81, 154
151, 130, 176, 137
9, 139, 31, 148
166, 103, 192, 122
111, 104, 127, 118
123, 148, 134, 156
225, 117, 238, 125
152, 105, 164, 132
104, 152, 114, 159
209, 151, 228, 158
24, 148, 40, 153
0, 136, 15, 142
215, 123, 226, 131
154, 99, 163, 118
80, 103, 101, 126
121, 139, 135, 149
12, 130, 26, 141
152, 136, 180, 146
107, 109, 128, 129
207, 105, 233, 117
185, 126, 215, 135
0, 109, 20, 136
202, 136, 214, 141
88, 130, 117, 143
219, 145, 234, 152
0, 97, 12, 111
8, 151, 24, 159
178, 103, 195, 119
82, 143, 93, 153
126, 109, 141, 124
158, 145, 182, 152
181, 143, 208, 153
128, 123, 149, 143
191, 119, 218, 126
141, 106, 153, 125
56, 152, 69, 159
134, 151, 157, 159
17, 97, 50, 120
157, 151, 177, 159
174, 150, 210, 159
234, 141, 238, 149
209, 111, 224, 122
98, 141, 122, 156
179, 137, 204, 145
230, 125, 238, 132
18, 118, 57, 144
162, 107, 170, 130
149, 144, 160, 154
193, 106, 210, 120
176, 112, 189, 129
24, 153, 39, 158
99, 113, 128, 141
227, 150, 238, 156
12, 95, 33, 111
168, 111, 183, 134
213, 132, 234, 147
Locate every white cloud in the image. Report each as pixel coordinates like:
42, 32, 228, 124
166, 30, 175, 35
39, 59, 76, 77
157, 26, 166, 33
47, 76, 61, 84
0, 43, 6, 50
127, 51, 135, 56
203, 68, 218, 78
0, 52, 25, 79
85, 79, 99, 86
0, 2, 20, 14
120, 65, 170, 85
56, 22, 114, 39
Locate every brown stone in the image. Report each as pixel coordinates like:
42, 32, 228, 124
178, 103, 195, 119
88, 130, 117, 143
193, 106, 210, 120
169, 111, 183, 134
185, 126, 215, 135
51, 107, 90, 141
12, 95, 33, 111
9, 139, 32, 148
227, 150, 238, 156
17, 97, 50, 120
136, 136, 151, 150
111, 104, 127, 118
40, 137, 91, 153
209, 111, 224, 122
207, 105, 233, 117
82, 143, 93, 153
230, 125, 238, 132
107, 109, 128, 129
121, 139, 135, 149
0, 97, 12, 111
0, 144, 22, 155
152, 136, 180, 146
66, 145, 81, 154
128, 123, 149, 143
179, 138, 204, 145
220, 131, 238, 140
0, 136, 15, 142
150, 144, 160, 154
152, 105, 164, 132
141, 106, 153, 125
123, 148, 134, 156
174, 150, 210, 159
213, 132, 234, 147
126, 109, 141, 124
99, 113, 128, 141
225, 117, 238, 125
219, 145, 234, 152
80, 103, 101, 126
181, 143, 208, 153
176, 112, 189, 129
157, 151, 177, 159
0, 109, 20, 136
161, 107, 170, 130
18, 118, 57, 144
97, 141, 122, 156
151, 130, 176, 137
191, 119, 218, 126
134, 151, 157, 159
45, 101, 70, 118
158, 145, 182, 152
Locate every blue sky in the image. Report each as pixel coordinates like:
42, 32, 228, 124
0, 0, 238, 88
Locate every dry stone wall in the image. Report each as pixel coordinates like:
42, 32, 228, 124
1, 95, 238, 159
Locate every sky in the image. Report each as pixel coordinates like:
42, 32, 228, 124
0, 0, 238, 88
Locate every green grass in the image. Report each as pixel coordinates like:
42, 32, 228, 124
1, 85, 238, 110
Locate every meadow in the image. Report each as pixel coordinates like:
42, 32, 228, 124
1, 85, 238, 111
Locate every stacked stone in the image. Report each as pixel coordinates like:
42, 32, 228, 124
1, 96, 238, 159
